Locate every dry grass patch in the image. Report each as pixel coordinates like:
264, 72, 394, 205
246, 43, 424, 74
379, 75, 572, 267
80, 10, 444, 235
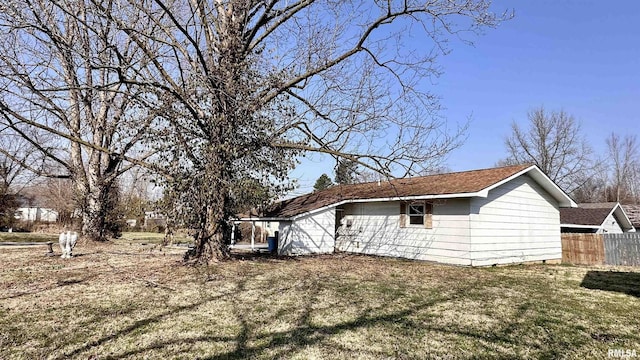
1, 246, 639, 359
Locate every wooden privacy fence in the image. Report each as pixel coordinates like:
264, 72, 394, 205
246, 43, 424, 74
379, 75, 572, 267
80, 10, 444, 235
561, 233, 640, 266
561, 234, 605, 265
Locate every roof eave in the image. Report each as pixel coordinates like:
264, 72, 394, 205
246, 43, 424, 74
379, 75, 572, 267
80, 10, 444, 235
611, 204, 635, 231
561, 224, 601, 229
287, 191, 487, 220
235, 217, 291, 222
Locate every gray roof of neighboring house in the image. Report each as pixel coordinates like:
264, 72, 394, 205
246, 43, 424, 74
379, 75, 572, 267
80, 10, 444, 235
561, 202, 634, 231
622, 205, 640, 228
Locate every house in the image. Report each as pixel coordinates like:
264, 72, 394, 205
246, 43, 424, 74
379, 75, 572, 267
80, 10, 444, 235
14, 207, 58, 222
561, 202, 635, 234
244, 164, 577, 266
143, 211, 166, 229
14, 196, 58, 223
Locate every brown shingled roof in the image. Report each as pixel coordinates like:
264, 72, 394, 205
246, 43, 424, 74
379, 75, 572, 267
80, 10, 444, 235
560, 202, 618, 226
264, 164, 532, 218
622, 205, 640, 228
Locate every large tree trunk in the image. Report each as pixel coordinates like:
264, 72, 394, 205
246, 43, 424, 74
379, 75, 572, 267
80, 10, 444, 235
181, 158, 233, 263
74, 170, 115, 242
81, 185, 109, 241
186, 189, 232, 263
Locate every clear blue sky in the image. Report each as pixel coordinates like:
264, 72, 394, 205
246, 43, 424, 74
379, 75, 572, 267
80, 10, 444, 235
289, 0, 640, 195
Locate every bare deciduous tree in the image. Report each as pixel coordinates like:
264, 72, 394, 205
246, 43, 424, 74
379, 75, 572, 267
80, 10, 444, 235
606, 133, 638, 203
0, 0, 160, 240
1, 0, 508, 260
0, 131, 38, 226
23, 178, 76, 226
100, 0, 509, 262
502, 107, 596, 195
0, 131, 38, 194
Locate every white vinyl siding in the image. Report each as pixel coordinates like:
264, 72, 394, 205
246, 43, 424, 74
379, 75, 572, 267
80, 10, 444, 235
273, 172, 565, 266
277, 208, 335, 255
469, 174, 561, 266
335, 199, 471, 266
599, 213, 623, 234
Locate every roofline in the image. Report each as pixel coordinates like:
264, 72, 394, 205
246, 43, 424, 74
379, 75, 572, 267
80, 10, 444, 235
235, 217, 289, 222
250, 164, 577, 220
294, 192, 491, 220
241, 191, 488, 221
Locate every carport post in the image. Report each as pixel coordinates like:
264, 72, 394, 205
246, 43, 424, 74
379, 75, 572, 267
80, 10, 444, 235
251, 221, 255, 251
230, 222, 236, 245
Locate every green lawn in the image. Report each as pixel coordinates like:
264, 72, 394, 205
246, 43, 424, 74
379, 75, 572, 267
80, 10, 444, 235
1, 244, 639, 359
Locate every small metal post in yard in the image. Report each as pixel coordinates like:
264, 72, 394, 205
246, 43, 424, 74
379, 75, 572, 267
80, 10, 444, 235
45, 241, 55, 256
251, 221, 255, 251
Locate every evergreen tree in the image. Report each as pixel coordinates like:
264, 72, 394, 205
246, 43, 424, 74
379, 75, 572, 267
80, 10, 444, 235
313, 174, 334, 191
335, 160, 358, 185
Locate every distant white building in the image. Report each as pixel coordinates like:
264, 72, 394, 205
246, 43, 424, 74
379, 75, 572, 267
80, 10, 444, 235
15, 207, 58, 222
14, 195, 59, 223
144, 211, 166, 228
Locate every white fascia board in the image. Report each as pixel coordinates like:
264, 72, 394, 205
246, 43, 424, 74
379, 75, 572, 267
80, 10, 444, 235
610, 204, 635, 231
235, 217, 291, 222
483, 165, 577, 208
561, 224, 600, 229
290, 191, 484, 220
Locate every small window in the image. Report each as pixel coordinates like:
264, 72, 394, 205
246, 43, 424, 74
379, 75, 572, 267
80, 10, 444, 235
408, 204, 425, 225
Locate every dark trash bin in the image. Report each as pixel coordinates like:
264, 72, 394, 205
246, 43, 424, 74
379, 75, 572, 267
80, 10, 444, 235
267, 236, 278, 253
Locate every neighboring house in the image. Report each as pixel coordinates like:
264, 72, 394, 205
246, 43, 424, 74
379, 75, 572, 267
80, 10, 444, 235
15, 207, 59, 222
14, 196, 58, 222
143, 211, 166, 228
243, 164, 576, 266
561, 202, 635, 234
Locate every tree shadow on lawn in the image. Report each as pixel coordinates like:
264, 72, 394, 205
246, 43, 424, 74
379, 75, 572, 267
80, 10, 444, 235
57, 276, 311, 359
580, 271, 640, 298
56, 287, 243, 360
0, 273, 98, 300
47, 258, 602, 359
95, 280, 584, 360
203, 284, 582, 360
96, 278, 449, 359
